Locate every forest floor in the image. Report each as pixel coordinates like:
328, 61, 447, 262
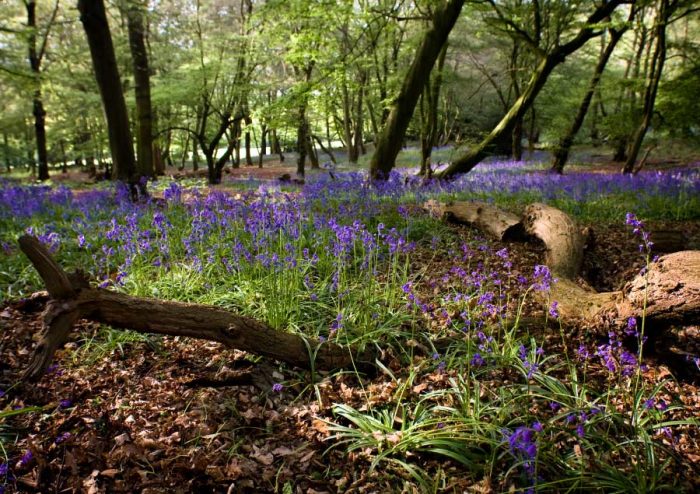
1, 156, 700, 493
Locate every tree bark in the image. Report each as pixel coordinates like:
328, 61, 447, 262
3, 132, 11, 172
427, 204, 700, 339
244, 115, 253, 167
78, 0, 136, 183
369, 0, 465, 180
437, 0, 626, 178
551, 28, 625, 173
423, 200, 526, 241
26, 0, 57, 181
125, 0, 154, 180
522, 203, 585, 279
623, 0, 669, 174
420, 43, 448, 176
18, 236, 377, 382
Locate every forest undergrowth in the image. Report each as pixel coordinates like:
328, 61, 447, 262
1, 160, 699, 493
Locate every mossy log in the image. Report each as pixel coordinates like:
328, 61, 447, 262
18, 235, 377, 382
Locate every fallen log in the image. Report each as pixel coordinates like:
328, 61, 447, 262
17, 236, 378, 382
426, 202, 700, 334
522, 203, 584, 279
423, 199, 526, 241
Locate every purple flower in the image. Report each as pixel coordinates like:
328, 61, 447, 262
18, 450, 33, 467
548, 301, 559, 319
657, 399, 668, 411
59, 399, 72, 409
549, 402, 561, 412
471, 353, 485, 367
0, 389, 5, 398
532, 422, 543, 432
55, 432, 71, 444
575, 424, 585, 438
0, 462, 7, 475
272, 383, 283, 393
532, 265, 554, 291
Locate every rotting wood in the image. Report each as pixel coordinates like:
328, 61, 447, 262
18, 235, 378, 382
522, 202, 584, 279
423, 199, 526, 241
426, 202, 700, 334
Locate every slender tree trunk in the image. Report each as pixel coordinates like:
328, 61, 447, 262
527, 107, 538, 154
78, 0, 136, 183
258, 123, 267, 168
438, 0, 625, 178
369, 0, 465, 180
510, 43, 523, 161
341, 80, 358, 163
233, 120, 241, 168
125, 0, 154, 180
354, 71, 366, 157
25, 120, 36, 176
192, 142, 199, 171
551, 28, 625, 173
4, 132, 12, 172
307, 135, 319, 169
420, 43, 448, 176
613, 20, 647, 162
179, 132, 189, 170
296, 112, 308, 178
244, 115, 253, 166
623, 0, 669, 174
59, 139, 68, 173
26, 0, 50, 181
313, 135, 337, 164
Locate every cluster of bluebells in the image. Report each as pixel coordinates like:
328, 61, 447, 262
626, 212, 654, 253
577, 331, 643, 378
519, 344, 544, 379
505, 422, 543, 490
565, 406, 603, 439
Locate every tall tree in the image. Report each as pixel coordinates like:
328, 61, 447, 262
26, 0, 59, 181
124, 0, 154, 179
437, 0, 629, 178
77, 0, 136, 183
623, 0, 672, 173
369, 0, 465, 180
551, 23, 629, 173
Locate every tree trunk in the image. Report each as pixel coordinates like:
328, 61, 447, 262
233, 120, 241, 168
271, 129, 284, 162
78, 0, 136, 183
125, 0, 154, 180
551, 28, 625, 173
296, 112, 308, 178
423, 200, 525, 241
341, 80, 358, 163
179, 132, 189, 171
420, 43, 448, 176
427, 204, 700, 344
623, 0, 669, 174
307, 135, 319, 169
258, 123, 267, 168
313, 135, 337, 164
369, 0, 465, 180
244, 115, 253, 166
26, 0, 50, 181
59, 139, 68, 174
522, 203, 585, 279
438, 0, 626, 178
17, 236, 378, 382
3, 132, 11, 172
